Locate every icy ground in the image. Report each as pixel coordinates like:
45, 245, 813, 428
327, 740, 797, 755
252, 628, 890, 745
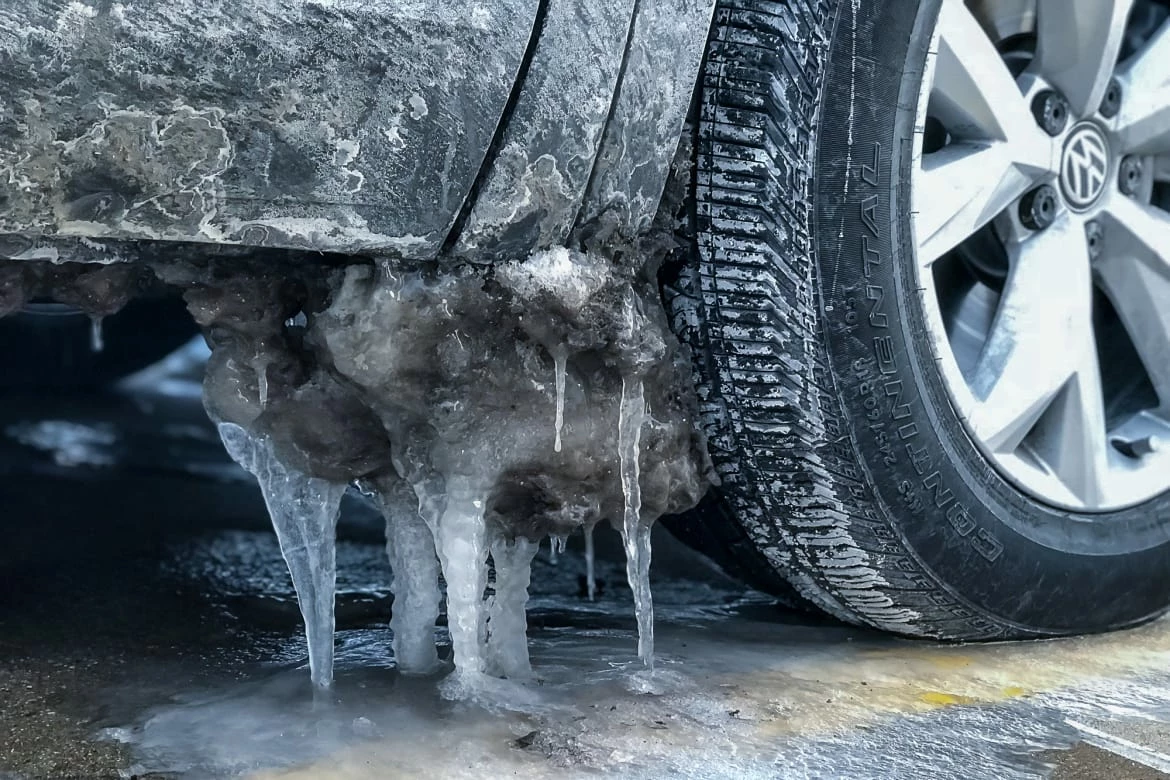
3, 357, 1170, 779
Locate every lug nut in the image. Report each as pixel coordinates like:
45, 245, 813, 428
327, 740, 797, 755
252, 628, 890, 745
1085, 220, 1104, 260
1099, 78, 1123, 119
1019, 185, 1059, 230
1113, 435, 1162, 458
1032, 90, 1070, 137
1119, 156, 1144, 196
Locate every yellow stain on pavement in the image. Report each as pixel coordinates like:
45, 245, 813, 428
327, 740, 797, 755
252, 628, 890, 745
919, 691, 977, 707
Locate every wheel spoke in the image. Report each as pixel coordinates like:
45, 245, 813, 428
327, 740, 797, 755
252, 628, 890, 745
1117, 21, 1170, 155
966, 219, 1096, 455
933, 0, 1052, 145
1033, 0, 1135, 118
1027, 363, 1111, 507
1098, 197, 1170, 408
919, 1, 1053, 265
916, 141, 1048, 266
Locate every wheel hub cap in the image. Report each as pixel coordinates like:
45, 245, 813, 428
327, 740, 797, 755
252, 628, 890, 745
1061, 123, 1111, 209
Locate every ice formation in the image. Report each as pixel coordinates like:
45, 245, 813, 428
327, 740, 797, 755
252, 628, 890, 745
218, 422, 345, 689
368, 476, 442, 675
156, 243, 710, 693
552, 346, 567, 453
618, 377, 655, 666
430, 477, 492, 686
0, 236, 711, 692
485, 534, 540, 679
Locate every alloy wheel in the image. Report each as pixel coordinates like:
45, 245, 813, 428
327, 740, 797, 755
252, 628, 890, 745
913, 0, 1170, 511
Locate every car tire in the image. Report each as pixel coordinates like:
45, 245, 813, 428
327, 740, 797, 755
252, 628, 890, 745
668, 0, 1170, 639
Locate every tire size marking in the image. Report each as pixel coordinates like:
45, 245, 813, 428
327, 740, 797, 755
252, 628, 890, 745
843, 140, 1004, 563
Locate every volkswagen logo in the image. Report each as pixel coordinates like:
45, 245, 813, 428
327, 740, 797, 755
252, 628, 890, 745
1061, 124, 1110, 210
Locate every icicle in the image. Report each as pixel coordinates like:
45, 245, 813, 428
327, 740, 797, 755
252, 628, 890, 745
370, 477, 441, 676
219, 422, 344, 688
253, 358, 270, 408
552, 346, 567, 453
549, 535, 559, 564
429, 476, 490, 689
89, 316, 104, 353
617, 377, 654, 667
485, 534, 539, 679
584, 522, 597, 601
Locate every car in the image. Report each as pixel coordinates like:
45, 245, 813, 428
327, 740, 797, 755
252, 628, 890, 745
1, 0, 1168, 653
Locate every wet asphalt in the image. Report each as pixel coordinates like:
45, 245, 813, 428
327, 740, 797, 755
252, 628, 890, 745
1, 345, 1169, 779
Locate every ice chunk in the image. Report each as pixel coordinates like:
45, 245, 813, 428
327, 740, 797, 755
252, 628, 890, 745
182, 244, 711, 687
485, 534, 539, 679
617, 378, 654, 667
219, 422, 345, 689
370, 477, 442, 676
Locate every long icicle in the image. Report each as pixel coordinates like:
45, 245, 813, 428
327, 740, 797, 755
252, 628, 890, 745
371, 476, 442, 675
552, 346, 567, 453
219, 423, 345, 688
485, 534, 540, 679
617, 377, 654, 666
584, 522, 597, 601
430, 475, 490, 690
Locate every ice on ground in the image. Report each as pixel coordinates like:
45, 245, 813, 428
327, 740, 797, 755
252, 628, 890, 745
219, 422, 345, 689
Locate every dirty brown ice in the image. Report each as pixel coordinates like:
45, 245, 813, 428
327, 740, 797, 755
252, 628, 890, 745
163, 247, 710, 693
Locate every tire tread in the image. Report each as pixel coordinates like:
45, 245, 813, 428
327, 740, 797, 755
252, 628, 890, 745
674, 0, 1013, 640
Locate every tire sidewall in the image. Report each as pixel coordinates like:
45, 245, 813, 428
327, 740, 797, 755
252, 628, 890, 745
814, 0, 1170, 632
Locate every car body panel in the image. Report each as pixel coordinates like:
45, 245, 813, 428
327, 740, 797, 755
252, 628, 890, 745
0, 0, 716, 260
577, 0, 716, 239
451, 0, 638, 259
0, 0, 538, 256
